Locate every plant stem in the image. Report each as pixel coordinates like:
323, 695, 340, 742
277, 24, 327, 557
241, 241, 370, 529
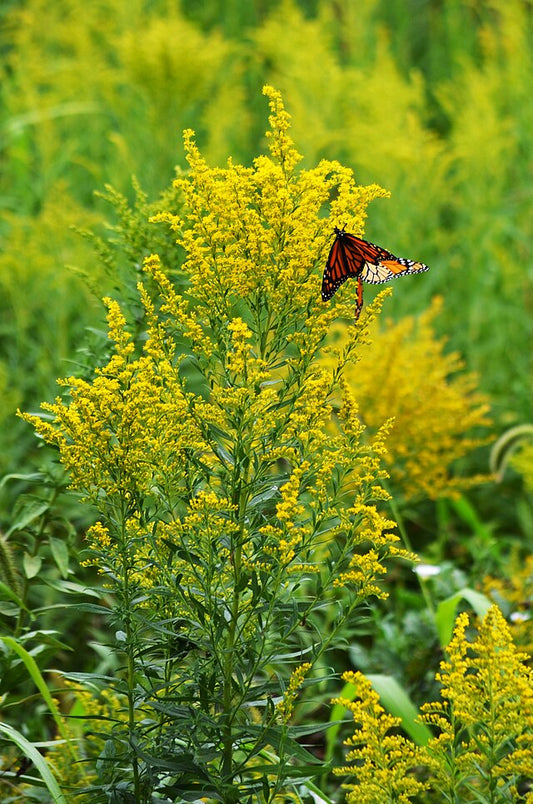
119, 503, 141, 801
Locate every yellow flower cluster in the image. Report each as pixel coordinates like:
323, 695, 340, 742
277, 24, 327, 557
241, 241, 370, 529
276, 662, 312, 724
142, 253, 209, 353
333, 671, 429, 802
258, 461, 317, 574
156, 491, 235, 609
336, 606, 533, 801
323, 297, 491, 500
420, 605, 533, 798
20, 294, 210, 501
333, 502, 414, 596
149, 85, 389, 350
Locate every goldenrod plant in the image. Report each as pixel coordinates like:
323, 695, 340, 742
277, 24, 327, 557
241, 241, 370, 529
21, 87, 415, 802
421, 606, 533, 802
335, 605, 533, 803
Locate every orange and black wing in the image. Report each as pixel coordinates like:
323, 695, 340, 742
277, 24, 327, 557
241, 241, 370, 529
321, 228, 370, 301
321, 227, 429, 318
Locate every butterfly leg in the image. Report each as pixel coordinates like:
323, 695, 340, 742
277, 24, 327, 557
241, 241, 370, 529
354, 275, 364, 321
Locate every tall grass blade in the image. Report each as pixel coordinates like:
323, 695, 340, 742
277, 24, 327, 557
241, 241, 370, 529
0, 721, 67, 804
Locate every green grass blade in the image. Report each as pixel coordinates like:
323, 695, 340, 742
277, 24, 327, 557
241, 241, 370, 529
0, 721, 67, 804
435, 588, 492, 647
367, 674, 432, 746
1, 636, 77, 760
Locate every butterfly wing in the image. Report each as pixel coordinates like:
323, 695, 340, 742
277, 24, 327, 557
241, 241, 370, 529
321, 230, 367, 301
321, 229, 429, 317
360, 249, 429, 284
342, 234, 429, 284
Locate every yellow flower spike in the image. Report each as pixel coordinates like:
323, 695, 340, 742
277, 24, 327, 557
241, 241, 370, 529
227, 317, 253, 376
86, 522, 112, 551
21, 289, 212, 500
334, 671, 430, 802
420, 605, 533, 799
276, 662, 312, 724
143, 253, 210, 353
262, 84, 303, 173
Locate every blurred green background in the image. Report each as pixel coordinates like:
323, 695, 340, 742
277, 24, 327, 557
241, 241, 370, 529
1, 0, 531, 506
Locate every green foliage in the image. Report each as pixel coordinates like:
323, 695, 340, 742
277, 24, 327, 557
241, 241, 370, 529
0, 189, 102, 477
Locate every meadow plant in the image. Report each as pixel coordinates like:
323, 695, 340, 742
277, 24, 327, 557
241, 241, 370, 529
21, 87, 414, 801
332, 671, 430, 802
327, 298, 491, 501
421, 606, 533, 802
335, 605, 533, 803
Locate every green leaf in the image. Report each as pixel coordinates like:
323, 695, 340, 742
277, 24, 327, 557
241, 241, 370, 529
256, 748, 334, 803
0, 580, 32, 614
450, 496, 493, 542
248, 485, 280, 510
32, 601, 110, 620
435, 588, 492, 647
0, 721, 67, 804
49, 536, 69, 578
18, 629, 72, 652
40, 577, 101, 597
23, 552, 42, 579
0, 472, 43, 489
8, 501, 49, 535
0, 637, 77, 761
367, 675, 432, 746
246, 724, 324, 765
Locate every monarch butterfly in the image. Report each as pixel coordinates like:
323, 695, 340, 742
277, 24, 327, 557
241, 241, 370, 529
321, 226, 429, 319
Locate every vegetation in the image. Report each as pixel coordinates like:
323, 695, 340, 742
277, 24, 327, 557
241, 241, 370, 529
0, 1, 531, 801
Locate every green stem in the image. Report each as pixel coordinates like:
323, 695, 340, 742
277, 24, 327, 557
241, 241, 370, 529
221, 455, 248, 784
387, 491, 435, 618
15, 486, 59, 637
118, 503, 141, 800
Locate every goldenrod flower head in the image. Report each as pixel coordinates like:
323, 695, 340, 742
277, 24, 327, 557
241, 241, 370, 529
334, 671, 430, 802
276, 662, 312, 723
20, 292, 210, 500
420, 605, 533, 797
165, 84, 389, 339
322, 297, 491, 500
